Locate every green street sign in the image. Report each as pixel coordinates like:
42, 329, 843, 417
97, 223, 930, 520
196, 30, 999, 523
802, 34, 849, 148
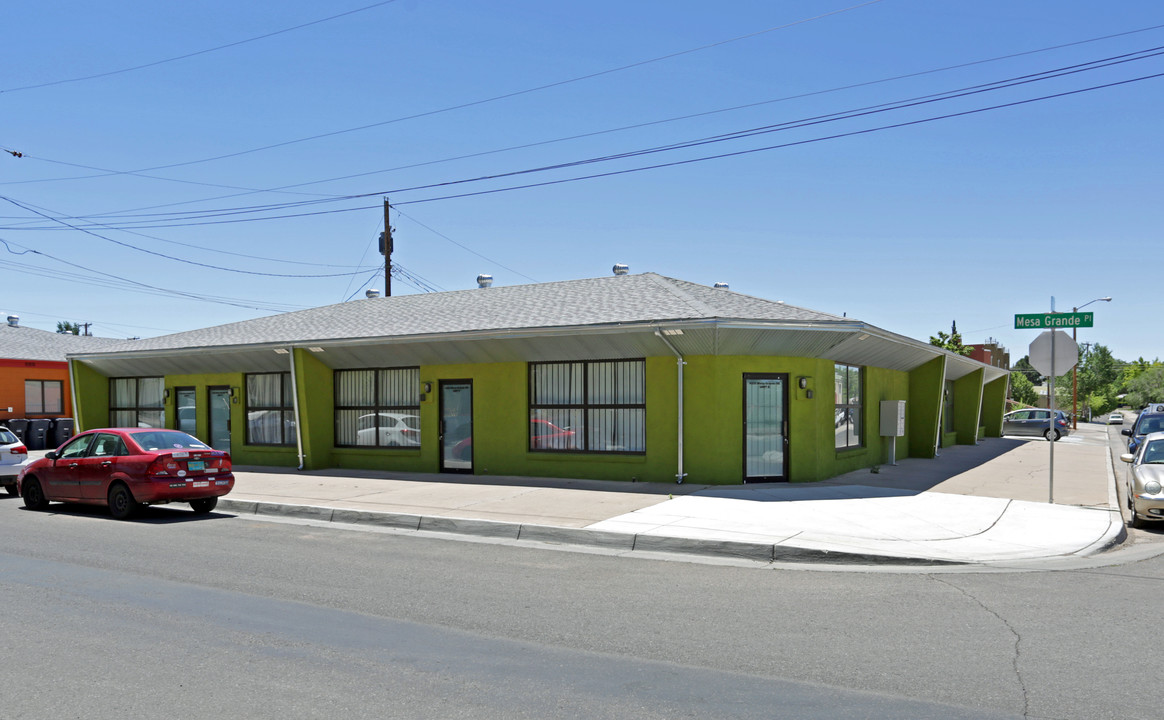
1014, 312, 1094, 329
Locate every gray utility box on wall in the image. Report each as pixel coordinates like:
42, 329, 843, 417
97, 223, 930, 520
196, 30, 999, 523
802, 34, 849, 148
879, 400, 906, 466
879, 400, 906, 437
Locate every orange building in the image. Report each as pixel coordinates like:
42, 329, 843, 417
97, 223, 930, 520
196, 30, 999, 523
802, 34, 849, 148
1, 316, 122, 424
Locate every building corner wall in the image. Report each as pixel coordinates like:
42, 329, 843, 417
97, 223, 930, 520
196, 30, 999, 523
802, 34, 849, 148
980, 375, 1008, 437
955, 368, 984, 445
907, 356, 945, 459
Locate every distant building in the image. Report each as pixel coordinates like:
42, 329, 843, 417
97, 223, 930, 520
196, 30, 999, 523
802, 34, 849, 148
1, 316, 122, 423
967, 338, 1010, 370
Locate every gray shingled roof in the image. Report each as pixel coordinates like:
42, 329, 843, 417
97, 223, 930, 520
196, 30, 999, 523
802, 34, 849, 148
0, 323, 125, 362
78, 273, 851, 355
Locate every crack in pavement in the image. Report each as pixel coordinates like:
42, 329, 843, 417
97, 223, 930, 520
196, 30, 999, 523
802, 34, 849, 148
928, 574, 1032, 718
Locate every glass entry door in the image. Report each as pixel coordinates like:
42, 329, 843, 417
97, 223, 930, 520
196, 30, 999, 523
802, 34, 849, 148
208, 386, 231, 453
440, 380, 473, 473
743, 374, 788, 482
175, 387, 196, 436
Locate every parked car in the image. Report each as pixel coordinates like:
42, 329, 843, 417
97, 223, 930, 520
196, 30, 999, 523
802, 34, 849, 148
1122, 412, 1164, 455
0, 426, 28, 496
355, 412, 421, 447
18, 428, 233, 519
1002, 409, 1070, 441
1121, 431, 1164, 529
1108, 412, 1124, 425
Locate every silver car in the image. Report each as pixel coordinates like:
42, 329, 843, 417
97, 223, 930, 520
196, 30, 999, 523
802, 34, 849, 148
0, 426, 28, 495
1002, 409, 1070, 441
1121, 431, 1164, 528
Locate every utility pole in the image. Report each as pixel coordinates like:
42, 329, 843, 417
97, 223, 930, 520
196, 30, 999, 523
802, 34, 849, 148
80, 322, 91, 337
381, 197, 393, 297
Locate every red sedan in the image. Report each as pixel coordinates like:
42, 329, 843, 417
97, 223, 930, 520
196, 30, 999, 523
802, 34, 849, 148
18, 428, 234, 520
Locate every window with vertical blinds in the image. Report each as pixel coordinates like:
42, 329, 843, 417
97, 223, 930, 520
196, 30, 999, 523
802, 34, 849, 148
25, 379, 64, 414
109, 377, 165, 428
528, 359, 645, 453
334, 368, 421, 448
245, 372, 295, 446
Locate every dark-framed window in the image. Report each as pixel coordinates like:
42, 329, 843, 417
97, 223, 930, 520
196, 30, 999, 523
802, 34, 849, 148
245, 372, 295, 446
334, 367, 421, 448
834, 363, 863, 450
25, 379, 64, 415
528, 359, 645, 453
110, 377, 165, 428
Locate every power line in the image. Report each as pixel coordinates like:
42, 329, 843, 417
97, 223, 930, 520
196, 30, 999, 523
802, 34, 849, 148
392, 207, 536, 284
390, 70, 1164, 207
9, 19, 1162, 221
5, 0, 886, 183
0, 0, 402, 94
0, 240, 308, 313
15, 47, 1161, 231
3, 196, 374, 268
0, 194, 381, 278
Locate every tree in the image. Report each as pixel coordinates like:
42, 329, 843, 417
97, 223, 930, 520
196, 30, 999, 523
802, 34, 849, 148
1012, 356, 1041, 384
56, 320, 80, 335
1009, 372, 1037, 406
1076, 344, 1120, 397
929, 321, 972, 356
1126, 366, 1164, 408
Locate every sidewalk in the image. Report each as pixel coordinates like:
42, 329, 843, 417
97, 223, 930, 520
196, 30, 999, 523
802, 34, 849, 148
221, 422, 1126, 566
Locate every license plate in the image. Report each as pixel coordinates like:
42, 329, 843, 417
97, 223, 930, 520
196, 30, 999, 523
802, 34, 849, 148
187, 460, 205, 472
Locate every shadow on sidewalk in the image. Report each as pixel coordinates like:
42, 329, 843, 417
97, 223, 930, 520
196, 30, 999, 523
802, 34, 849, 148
231, 464, 706, 497
234, 437, 1036, 503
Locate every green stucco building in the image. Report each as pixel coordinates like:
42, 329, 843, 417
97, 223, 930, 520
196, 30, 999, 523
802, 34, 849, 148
67, 272, 1008, 484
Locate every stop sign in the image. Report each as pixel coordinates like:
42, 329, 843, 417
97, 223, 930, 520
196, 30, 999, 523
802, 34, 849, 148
1028, 330, 1078, 377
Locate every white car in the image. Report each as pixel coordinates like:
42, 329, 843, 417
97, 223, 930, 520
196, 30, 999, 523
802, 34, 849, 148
355, 413, 421, 447
1108, 412, 1124, 425
0, 426, 29, 495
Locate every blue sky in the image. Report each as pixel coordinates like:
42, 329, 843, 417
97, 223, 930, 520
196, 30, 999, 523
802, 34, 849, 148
2, 1, 1160, 364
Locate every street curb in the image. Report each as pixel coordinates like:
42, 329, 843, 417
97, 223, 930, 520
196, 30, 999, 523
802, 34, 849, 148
1085, 445, 1129, 556
218, 498, 963, 566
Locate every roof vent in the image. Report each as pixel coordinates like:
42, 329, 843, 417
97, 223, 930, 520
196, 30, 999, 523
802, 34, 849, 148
477, 273, 494, 288
365, 289, 381, 299
713, 282, 729, 289
612, 263, 629, 276
6, 314, 17, 327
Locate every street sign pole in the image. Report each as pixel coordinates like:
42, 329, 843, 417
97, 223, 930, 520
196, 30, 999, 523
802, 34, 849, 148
1020, 314, 1080, 505
1049, 334, 1055, 504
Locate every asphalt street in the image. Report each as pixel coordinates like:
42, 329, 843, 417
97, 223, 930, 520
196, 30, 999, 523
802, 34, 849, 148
3, 479, 1164, 719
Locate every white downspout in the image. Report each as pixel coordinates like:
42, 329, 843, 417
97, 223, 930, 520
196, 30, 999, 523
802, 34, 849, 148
655, 329, 687, 484
67, 359, 79, 429
288, 347, 306, 470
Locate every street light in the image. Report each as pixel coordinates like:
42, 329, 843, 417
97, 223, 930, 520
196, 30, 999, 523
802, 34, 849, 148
1072, 296, 1112, 429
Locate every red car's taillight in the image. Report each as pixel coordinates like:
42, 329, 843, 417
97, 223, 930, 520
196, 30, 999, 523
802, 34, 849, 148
146, 457, 171, 476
